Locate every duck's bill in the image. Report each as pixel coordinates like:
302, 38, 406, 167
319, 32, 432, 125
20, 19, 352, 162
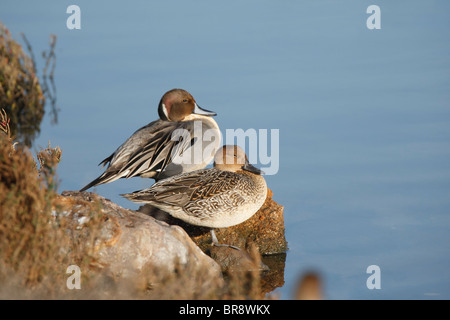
242, 163, 264, 175
193, 103, 217, 116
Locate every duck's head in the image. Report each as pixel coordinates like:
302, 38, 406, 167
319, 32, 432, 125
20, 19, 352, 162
214, 145, 263, 175
158, 88, 216, 121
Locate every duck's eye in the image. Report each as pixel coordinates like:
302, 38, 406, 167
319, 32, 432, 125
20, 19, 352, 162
183, 99, 188, 103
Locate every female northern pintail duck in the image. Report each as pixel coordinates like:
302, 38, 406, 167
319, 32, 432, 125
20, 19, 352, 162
122, 145, 267, 248
80, 89, 221, 192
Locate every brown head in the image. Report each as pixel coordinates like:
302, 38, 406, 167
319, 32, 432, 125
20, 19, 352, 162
158, 88, 216, 121
214, 145, 263, 174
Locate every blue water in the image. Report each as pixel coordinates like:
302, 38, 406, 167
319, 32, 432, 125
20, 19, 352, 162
1, 1, 449, 299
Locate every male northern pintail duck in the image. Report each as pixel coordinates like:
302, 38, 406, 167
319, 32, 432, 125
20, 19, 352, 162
80, 89, 221, 192
122, 145, 267, 248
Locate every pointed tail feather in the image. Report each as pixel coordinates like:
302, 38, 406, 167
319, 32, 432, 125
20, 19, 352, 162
79, 171, 122, 192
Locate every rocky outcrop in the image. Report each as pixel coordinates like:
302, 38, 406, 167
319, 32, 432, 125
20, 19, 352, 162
57, 191, 223, 289
55, 187, 287, 296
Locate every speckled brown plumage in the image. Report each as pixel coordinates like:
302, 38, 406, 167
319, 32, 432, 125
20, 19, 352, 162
122, 145, 267, 229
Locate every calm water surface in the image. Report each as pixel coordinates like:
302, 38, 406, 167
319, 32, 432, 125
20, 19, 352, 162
1, 1, 449, 299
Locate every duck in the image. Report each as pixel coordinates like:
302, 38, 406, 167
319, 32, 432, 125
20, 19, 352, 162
121, 145, 267, 248
80, 89, 221, 192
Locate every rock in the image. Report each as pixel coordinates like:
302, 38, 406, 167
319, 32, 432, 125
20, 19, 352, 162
139, 188, 288, 255
57, 191, 223, 293
53, 187, 287, 296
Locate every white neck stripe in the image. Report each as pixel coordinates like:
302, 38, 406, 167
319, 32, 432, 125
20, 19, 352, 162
161, 103, 170, 120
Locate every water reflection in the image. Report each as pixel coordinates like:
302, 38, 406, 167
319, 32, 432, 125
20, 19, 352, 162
260, 253, 286, 296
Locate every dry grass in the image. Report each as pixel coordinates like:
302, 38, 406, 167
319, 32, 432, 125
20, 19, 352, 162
0, 20, 57, 147
0, 109, 103, 297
